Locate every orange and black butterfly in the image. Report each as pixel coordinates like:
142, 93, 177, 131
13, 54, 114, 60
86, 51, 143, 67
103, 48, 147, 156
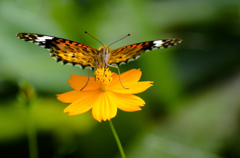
16, 33, 182, 69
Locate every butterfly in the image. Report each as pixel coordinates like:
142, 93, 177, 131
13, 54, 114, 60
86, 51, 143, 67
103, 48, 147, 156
16, 33, 182, 70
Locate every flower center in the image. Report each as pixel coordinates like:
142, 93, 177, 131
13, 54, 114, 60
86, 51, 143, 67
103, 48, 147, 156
94, 67, 113, 91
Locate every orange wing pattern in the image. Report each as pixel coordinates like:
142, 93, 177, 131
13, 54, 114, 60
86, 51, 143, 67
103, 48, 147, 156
108, 39, 182, 66
17, 33, 182, 69
17, 33, 99, 69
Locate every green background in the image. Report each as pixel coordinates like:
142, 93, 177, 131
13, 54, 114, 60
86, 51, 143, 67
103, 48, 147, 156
1, 0, 240, 157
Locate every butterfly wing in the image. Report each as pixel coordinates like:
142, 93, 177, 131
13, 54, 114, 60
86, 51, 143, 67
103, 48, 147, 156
108, 38, 182, 66
16, 33, 99, 69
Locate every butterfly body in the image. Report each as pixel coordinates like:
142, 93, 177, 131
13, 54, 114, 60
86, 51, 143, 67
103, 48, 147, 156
16, 33, 182, 69
97, 46, 111, 68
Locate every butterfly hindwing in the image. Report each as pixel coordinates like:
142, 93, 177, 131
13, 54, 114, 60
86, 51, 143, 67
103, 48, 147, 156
16, 33, 99, 69
108, 38, 182, 66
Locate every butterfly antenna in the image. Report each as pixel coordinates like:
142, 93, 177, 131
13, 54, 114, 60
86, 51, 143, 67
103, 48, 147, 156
84, 31, 104, 46
108, 34, 131, 47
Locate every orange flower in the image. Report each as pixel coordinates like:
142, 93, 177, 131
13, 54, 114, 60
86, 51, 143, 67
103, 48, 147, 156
57, 68, 153, 122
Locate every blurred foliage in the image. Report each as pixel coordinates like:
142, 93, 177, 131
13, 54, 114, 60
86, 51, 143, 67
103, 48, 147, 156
0, 0, 240, 158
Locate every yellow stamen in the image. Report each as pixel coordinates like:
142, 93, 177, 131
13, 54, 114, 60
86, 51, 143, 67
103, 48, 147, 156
94, 67, 113, 91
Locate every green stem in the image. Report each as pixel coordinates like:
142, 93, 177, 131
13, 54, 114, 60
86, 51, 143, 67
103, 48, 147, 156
27, 105, 38, 158
109, 120, 126, 158
18, 81, 38, 158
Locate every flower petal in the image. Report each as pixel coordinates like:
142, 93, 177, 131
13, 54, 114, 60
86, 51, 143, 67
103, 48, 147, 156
109, 81, 153, 94
69, 74, 99, 91
57, 68, 152, 121
64, 90, 101, 115
107, 92, 145, 112
92, 91, 118, 122
110, 69, 142, 86
57, 90, 83, 103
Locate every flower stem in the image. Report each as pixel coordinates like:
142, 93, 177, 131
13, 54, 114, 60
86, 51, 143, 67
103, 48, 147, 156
27, 105, 38, 158
18, 81, 38, 158
109, 120, 126, 158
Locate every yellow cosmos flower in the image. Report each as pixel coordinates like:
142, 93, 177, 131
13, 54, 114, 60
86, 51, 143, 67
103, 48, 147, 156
57, 68, 153, 122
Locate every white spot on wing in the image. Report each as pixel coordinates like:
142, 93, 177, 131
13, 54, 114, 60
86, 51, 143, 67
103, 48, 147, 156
111, 63, 118, 67
58, 61, 64, 65
127, 59, 135, 63
52, 57, 57, 62
84, 66, 92, 70
76, 64, 83, 69
65, 63, 73, 66
119, 62, 126, 66
153, 40, 164, 47
135, 56, 141, 60
36, 36, 54, 42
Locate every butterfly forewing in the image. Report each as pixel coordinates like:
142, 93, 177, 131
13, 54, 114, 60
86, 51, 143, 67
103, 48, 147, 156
108, 38, 182, 66
17, 33, 182, 69
16, 33, 99, 69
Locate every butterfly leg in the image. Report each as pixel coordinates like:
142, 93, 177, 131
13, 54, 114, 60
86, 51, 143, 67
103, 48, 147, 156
106, 64, 128, 89
80, 68, 90, 91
